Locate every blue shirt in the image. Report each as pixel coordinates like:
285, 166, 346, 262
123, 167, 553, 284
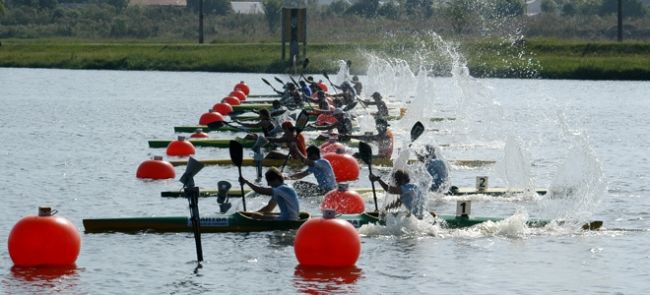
400, 183, 424, 219
306, 159, 337, 191
301, 85, 312, 98
271, 184, 300, 220
426, 159, 449, 191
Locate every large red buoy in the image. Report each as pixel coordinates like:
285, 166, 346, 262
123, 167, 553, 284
323, 152, 359, 182
222, 96, 241, 106
199, 109, 224, 125
234, 81, 250, 96
294, 209, 360, 267
8, 207, 81, 267
320, 184, 365, 214
190, 129, 209, 138
136, 156, 176, 179
230, 90, 247, 101
316, 114, 337, 126
166, 136, 195, 157
212, 102, 233, 116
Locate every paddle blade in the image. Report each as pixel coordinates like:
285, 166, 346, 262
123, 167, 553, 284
302, 58, 310, 70
322, 71, 330, 81
229, 140, 244, 167
358, 141, 373, 165
180, 157, 204, 187
274, 77, 284, 85
410, 121, 425, 143
295, 110, 310, 133
343, 100, 358, 112
261, 78, 272, 86
207, 120, 225, 130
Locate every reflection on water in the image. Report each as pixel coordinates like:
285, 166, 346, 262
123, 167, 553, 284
4, 265, 81, 294
293, 265, 363, 294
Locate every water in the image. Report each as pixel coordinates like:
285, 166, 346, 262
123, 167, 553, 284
1, 68, 649, 294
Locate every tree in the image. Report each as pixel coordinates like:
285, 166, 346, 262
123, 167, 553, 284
378, 1, 400, 20
541, 0, 558, 14
405, 0, 434, 18
0, 0, 5, 15
346, 0, 379, 18
494, 0, 524, 17
561, 2, 577, 16
262, 0, 282, 33
599, 0, 646, 17
187, 0, 232, 15
328, 0, 351, 16
444, 0, 475, 34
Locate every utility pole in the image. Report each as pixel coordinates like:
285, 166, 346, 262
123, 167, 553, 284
617, 0, 623, 42
199, 0, 204, 44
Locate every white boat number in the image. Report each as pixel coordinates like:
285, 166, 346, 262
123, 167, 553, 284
187, 217, 229, 227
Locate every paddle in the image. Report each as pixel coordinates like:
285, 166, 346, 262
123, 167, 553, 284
229, 140, 247, 211
359, 141, 379, 212
322, 72, 338, 94
300, 58, 310, 81
207, 120, 249, 132
280, 110, 310, 172
179, 157, 205, 267
261, 78, 281, 94
274, 76, 285, 85
410, 121, 425, 145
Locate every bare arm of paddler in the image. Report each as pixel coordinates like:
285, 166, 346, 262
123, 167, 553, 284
239, 176, 273, 195
368, 173, 401, 194
285, 169, 310, 181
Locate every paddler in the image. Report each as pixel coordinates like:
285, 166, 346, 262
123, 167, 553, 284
312, 107, 354, 138
359, 92, 389, 118
416, 145, 450, 192
369, 170, 425, 219
233, 109, 279, 139
299, 80, 312, 98
332, 81, 357, 106
285, 145, 337, 195
352, 75, 363, 95
239, 167, 300, 220
348, 118, 394, 158
266, 121, 307, 160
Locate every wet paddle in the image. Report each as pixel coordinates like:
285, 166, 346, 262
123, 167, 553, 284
261, 78, 281, 94
359, 141, 379, 212
274, 76, 285, 85
207, 120, 248, 132
410, 121, 425, 145
229, 140, 247, 211
179, 157, 205, 267
322, 72, 338, 94
280, 110, 310, 172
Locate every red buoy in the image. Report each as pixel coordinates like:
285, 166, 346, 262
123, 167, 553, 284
190, 129, 209, 138
199, 109, 224, 125
222, 96, 241, 106
166, 136, 195, 157
212, 102, 233, 116
234, 81, 250, 96
323, 152, 359, 182
321, 184, 365, 214
136, 156, 176, 179
8, 207, 80, 267
316, 114, 337, 126
230, 90, 247, 101
294, 209, 360, 267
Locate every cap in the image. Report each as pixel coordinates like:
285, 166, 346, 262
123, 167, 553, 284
281, 121, 294, 129
371, 92, 382, 99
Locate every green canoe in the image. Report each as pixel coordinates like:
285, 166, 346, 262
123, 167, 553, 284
167, 157, 496, 168
148, 138, 256, 148
174, 125, 263, 133
83, 211, 585, 234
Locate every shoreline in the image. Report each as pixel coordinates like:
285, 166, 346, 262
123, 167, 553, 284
1, 39, 649, 80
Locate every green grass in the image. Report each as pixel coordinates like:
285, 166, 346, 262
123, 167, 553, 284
1, 38, 649, 80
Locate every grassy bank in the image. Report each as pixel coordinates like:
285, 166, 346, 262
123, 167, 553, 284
1, 38, 649, 80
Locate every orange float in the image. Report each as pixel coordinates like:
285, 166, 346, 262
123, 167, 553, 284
316, 114, 337, 126
8, 207, 81, 267
222, 96, 241, 106
136, 156, 176, 179
166, 136, 195, 157
234, 81, 250, 96
190, 129, 209, 138
294, 209, 360, 267
323, 152, 359, 182
230, 90, 247, 101
199, 109, 224, 125
320, 184, 365, 214
212, 102, 233, 116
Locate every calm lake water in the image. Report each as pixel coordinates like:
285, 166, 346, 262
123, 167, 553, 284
0, 68, 649, 294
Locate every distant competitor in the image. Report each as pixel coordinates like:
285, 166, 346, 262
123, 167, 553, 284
266, 121, 307, 160
349, 118, 394, 158
239, 167, 300, 220
416, 145, 450, 192
359, 92, 389, 118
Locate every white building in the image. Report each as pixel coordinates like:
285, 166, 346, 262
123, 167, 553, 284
231, 1, 265, 14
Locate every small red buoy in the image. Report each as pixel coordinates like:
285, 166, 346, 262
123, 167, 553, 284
230, 90, 247, 101
190, 129, 209, 138
212, 102, 233, 116
199, 109, 224, 125
166, 136, 196, 157
136, 156, 176, 179
318, 81, 329, 92
320, 141, 345, 155
234, 81, 250, 96
316, 114, 337, 126
323, 152, 359, 182
222, 96, 241, 106
294, 209, 360, 267
8, 207, 81, 267
321, 184, 365, 214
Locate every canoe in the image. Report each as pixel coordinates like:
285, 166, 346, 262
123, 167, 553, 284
82, 211, 573, 234
167, 157, 496, 168
159, 187, 547, 198
148, 138, 256, 148
174, 125, 262, 133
